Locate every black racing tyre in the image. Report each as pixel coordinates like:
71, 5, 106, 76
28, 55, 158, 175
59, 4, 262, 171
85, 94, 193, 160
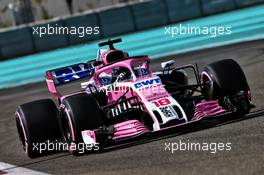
201, 59, 251, 114
15, 99, 61, 158
60, 93, 106, 155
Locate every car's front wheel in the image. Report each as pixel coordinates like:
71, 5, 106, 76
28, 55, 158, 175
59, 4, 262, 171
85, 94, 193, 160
60, 93, 106, 155
15, 99, 61, 158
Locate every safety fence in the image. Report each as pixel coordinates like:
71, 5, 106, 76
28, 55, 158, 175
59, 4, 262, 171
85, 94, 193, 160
0, 0, 263, 60
0, 4, 263, 89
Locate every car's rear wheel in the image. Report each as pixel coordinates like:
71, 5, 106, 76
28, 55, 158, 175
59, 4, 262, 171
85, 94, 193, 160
60, 93, 106, 155
159, 69, 188, 95
15, 99, 61, 158
201, 59, 251, 115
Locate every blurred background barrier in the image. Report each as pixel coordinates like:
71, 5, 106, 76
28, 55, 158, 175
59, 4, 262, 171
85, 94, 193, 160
32, 20, 68, 52
201, 0, 236, 15
131, 0, 168, 30
62, 12, 100, 45
98, 4, 135, 37
0, 4, 263, 89
0, 0, 264, 60
234, 0, 264, 7
165, 0, 202, 23
0, 26, 34, 59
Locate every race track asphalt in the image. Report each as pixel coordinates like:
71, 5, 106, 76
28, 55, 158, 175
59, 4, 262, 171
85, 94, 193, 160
0, 39, 263, 175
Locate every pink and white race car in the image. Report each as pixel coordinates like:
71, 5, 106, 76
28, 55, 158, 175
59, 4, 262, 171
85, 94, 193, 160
15, 39, 253, 157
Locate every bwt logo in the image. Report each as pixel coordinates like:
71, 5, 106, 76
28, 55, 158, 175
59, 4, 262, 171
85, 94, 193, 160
134, 78, 161, 89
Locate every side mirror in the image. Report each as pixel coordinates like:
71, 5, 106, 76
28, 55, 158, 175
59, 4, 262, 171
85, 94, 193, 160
161, 60, 175, 69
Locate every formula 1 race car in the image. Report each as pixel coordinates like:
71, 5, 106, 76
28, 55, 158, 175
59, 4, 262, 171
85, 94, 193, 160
15, 38, 253, 157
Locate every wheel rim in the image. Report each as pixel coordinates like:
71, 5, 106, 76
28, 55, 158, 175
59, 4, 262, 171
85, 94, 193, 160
61, 108, 77, 153
61, 111, 72, 144
201, 71, 214, 99
15, 112, 29, 156
15, 117, 25, 147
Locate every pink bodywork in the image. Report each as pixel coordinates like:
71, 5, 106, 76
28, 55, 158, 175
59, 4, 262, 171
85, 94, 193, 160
93, 56, 154, 103
113, 120, 150, 140
45, 49, 226, 141
193, 100, 226, 120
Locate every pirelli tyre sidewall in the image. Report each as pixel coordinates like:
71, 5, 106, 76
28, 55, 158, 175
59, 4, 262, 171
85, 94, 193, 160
15, 99, 61, 158
60, 93, 106, 155
201, 59, 251, 114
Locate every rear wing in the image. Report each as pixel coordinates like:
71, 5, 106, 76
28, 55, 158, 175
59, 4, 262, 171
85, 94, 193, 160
45, 62, 95, 95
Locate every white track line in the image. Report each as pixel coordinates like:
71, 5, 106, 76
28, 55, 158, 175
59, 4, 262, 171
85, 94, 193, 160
0, 162, 49, 175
